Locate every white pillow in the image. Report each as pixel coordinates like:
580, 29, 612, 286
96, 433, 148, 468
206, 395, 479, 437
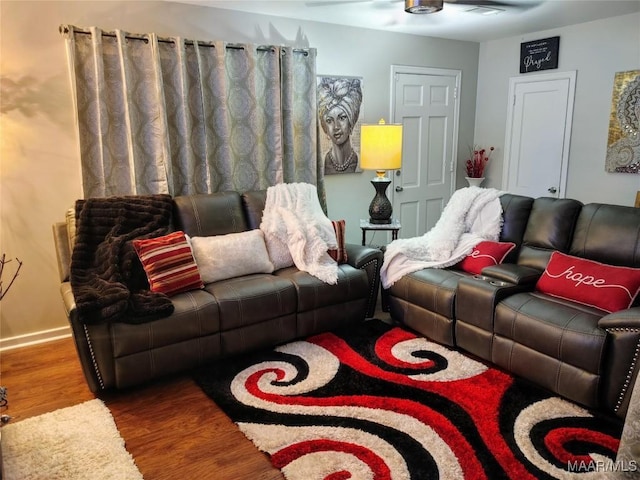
190, 230, 275, 283
264, 235, 295, 270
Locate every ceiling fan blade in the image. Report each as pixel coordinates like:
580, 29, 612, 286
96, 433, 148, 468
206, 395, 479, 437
305, 0, 372, 6
444, 0, 540, 9
306, 0, 402, 6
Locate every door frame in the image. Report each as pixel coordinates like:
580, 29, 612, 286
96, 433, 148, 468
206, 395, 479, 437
390, 65, 462, 200
502, 70, 576, 198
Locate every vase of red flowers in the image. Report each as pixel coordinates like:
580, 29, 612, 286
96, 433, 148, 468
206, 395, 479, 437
465, 145, 494, 187
465, 176, 484, 187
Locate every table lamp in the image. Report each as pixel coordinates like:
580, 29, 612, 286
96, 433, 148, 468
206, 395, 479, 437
360, 119, 403, 224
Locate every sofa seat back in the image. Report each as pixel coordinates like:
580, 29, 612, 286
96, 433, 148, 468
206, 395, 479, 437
516, 197, 583, 271
173, 192, 250, 237
570, 203, 640, 269
497, 194, 535, 262
241, 190, 268, 229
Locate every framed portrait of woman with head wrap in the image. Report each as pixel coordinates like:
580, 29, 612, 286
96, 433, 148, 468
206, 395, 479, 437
317, 75, 363, 175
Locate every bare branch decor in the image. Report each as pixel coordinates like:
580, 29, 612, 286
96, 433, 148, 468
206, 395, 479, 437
0, 253, 23, 301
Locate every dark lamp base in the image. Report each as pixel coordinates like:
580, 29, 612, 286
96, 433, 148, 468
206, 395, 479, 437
368, 178, 393, 225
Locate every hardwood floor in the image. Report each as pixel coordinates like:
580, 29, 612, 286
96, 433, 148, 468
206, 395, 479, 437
0, 338, 284, 479
0, 298, 392, 479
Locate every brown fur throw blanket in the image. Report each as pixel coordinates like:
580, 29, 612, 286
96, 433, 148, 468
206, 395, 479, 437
70, 194, 175, 324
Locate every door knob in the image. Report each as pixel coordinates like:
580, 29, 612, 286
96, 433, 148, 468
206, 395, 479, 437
548, 187, 557, 194
395, 186, 404, 192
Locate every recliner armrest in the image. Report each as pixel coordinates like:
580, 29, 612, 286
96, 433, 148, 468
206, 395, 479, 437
60, 281, 77, 318
53, 222, 71, 283
598, 307, 640, 418
60, 281, 105, 393
345, 243, 383, 318
345, 243, 382, 269
598, 307, 640, 330
481, 263, 542, 286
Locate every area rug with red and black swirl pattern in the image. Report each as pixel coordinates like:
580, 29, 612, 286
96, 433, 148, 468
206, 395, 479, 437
193, 319, 622, 479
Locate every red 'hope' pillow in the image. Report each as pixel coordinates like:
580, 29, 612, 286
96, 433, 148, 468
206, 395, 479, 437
536, 251, 640, 313
457, 241, 516, 275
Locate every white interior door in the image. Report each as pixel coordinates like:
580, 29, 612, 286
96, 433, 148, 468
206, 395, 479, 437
391, 66, 460, 239
503, 71, 576, 198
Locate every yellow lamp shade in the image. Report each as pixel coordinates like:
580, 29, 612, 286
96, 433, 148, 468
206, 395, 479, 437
360, 119, 403, 172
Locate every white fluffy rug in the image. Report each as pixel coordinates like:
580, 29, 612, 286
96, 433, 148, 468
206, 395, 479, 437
1, 399, 143, 480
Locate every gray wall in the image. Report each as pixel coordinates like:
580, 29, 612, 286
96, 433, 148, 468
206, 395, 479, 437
1, 0, 638, 344
474, 13, 640, 205
0, 0, 478, 343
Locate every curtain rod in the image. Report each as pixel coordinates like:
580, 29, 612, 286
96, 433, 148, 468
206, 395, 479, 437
59, 25, 310, 55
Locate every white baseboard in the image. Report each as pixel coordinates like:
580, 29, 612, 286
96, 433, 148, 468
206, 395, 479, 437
0, 326, 72, 352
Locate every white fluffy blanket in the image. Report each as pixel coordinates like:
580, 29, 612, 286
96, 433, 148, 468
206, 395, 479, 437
380, 186, 505, 288
260, 183, 339, 284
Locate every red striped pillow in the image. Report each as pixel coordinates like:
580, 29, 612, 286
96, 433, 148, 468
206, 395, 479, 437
328, 219, 348, 264
133, 231, 204, 296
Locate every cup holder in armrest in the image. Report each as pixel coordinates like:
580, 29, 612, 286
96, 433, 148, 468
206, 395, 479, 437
471, 274, 512, 287
473, 274, 491, 281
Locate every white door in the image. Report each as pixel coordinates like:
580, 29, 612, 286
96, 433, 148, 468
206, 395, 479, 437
503, 71, 576, 198
391, 66, 460, 239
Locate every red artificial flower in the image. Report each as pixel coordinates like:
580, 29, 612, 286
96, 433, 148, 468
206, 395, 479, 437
465, 145, 494, 178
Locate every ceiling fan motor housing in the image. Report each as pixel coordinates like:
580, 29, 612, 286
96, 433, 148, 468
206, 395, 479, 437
405, 0, 444, 14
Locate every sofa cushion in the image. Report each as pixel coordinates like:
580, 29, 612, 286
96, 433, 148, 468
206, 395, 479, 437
275, 263, 368, 312
205, 274, 297, 331
493, 291, 607, 408
388, 268, 462, 320
190, 230, 274, 284
536, 251, 640, 313
111, 288, 221, 358
457, 241, 515, 275
132, 231, 204, 296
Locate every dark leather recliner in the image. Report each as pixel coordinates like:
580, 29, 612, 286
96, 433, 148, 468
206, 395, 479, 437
455, 197, 583, 359
384, 194, 640, 419
385, 193, 534, 346
490, 203, 640, 417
